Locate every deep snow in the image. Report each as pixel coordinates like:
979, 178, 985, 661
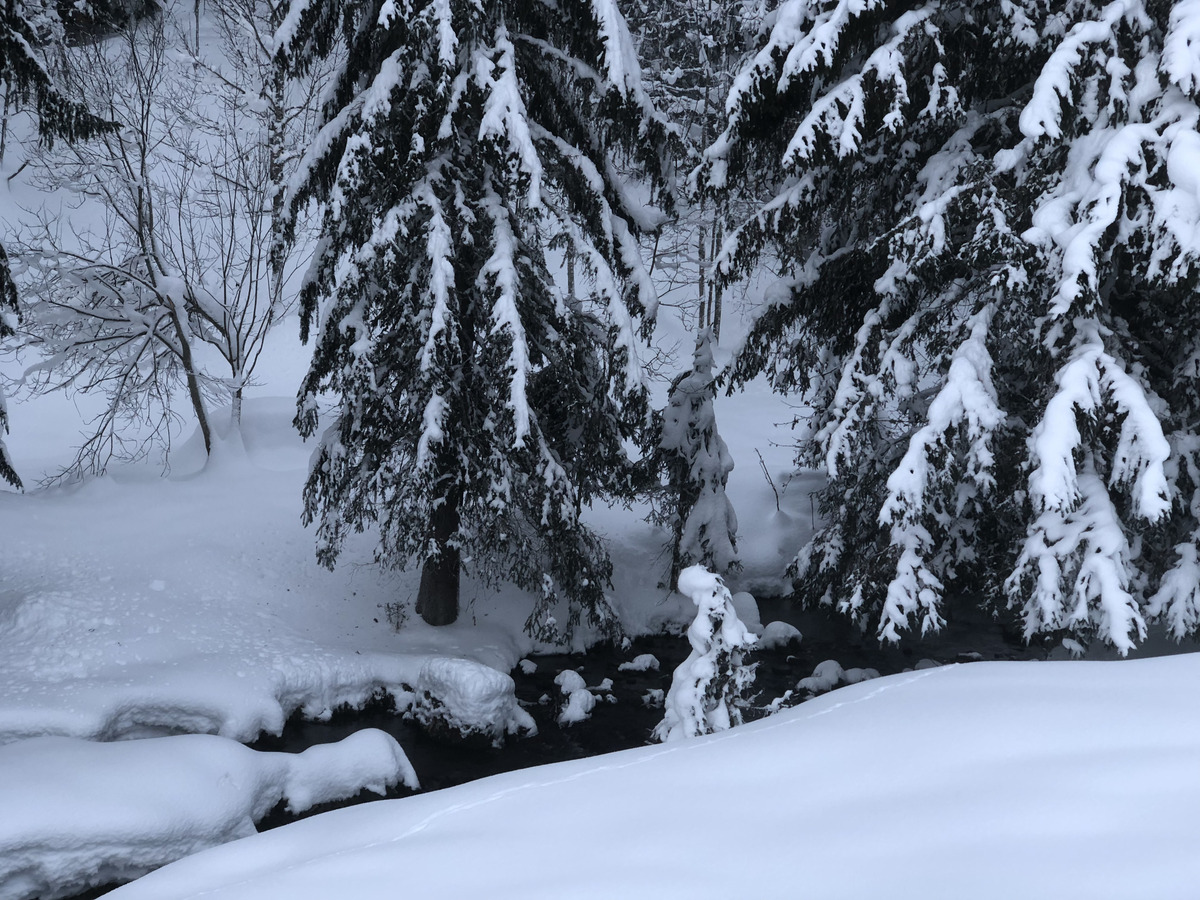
105, 655, 1200, 900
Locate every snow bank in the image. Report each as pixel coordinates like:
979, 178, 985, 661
104, 655, 1200, 900
0, 730, 417, 900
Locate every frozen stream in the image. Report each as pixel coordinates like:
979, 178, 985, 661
247, 598, 1043, 831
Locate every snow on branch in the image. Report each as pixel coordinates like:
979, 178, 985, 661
588, 0, 647, 101
418, 183, 456, 373
475, 26, 543, 209
1163, 0, 1200, 96
1008, 461, 1147, 655
1018, 0, 1132, 140
781, 5, 933, 166
479, 184, 531, 445
1028, 322, 1169, 521
877, 306, 1004, 640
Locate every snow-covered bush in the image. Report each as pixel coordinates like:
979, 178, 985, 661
705, 0, 1200, 653
653, 329, 739, 585
654, 565, 756, 742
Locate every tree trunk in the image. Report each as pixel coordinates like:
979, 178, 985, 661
166, 303, 212, 456
416, 490, 461, 626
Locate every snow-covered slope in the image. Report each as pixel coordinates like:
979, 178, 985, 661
106, 655, 1200, 900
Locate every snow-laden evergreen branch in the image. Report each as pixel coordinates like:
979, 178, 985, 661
710, 0, 1200, 650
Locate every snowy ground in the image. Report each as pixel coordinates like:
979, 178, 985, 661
105, 655, 1200, 900
0, 317, 812, 899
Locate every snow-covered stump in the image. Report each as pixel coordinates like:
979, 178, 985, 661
654, 566, 756, 742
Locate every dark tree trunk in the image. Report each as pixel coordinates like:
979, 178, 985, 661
416, 490, 461, 625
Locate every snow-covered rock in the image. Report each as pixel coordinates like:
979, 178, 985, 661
553, 669, 587, 694
0, 730, 417, 900
553, 670, 599, 726
617, 654, 659, 672
759, 621, 802, 649
557, 689, 597, 726
411, 658, 536, 742
798, 660, 880, 695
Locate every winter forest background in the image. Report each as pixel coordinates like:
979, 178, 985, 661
3, 1, 1200, 898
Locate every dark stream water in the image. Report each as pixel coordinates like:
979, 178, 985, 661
248, 596, 1044, 831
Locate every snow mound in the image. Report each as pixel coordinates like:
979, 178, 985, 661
0, 730, 417, 900
617, 654, 660, 672
412, 658, 536, 742
798, 659, 880, 695
759, 621, 802, 649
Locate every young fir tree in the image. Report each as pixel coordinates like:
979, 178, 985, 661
276, 0, 674, 634
702, 0, 1200, 652
654, 564, 756, 742
1, 0, 114, 488
655, 327, 738, 586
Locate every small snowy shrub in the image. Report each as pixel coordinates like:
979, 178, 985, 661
654, 566, 756, 742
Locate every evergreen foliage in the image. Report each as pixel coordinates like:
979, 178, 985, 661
276, 0, 675, 634
653, 327, 738, 584
705, 0, 1200, 652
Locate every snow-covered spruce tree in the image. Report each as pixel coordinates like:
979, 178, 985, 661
276, 0, 674, 633
654, 564, 756, 742
0, 0, 114, 488
653, 327, 738, 586
702, 0, 1200, 652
